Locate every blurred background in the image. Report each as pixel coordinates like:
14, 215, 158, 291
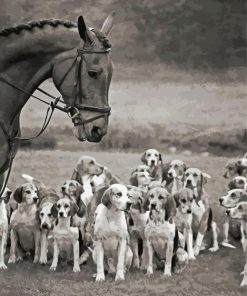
1, 0, 247, 155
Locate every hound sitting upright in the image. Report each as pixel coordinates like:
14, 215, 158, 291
167, 159, 187, 195
50, 197, 82, 272
0, 188, 11, 269
8, 182, 40, 263
141, 149, 163, 181
93, 184, 133, 281
144, 187, 186, 276
184, 168, 219, 256
227, 202, 247, 287
129, 165, 153, 188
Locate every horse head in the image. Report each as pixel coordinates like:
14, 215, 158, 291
52, 13, 115, 142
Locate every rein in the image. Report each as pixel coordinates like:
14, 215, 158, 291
0, 45, 111, 197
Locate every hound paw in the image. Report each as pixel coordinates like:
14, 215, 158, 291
16, 256, 23, 262
115, 270, 125, 281
33, 257, 39, 263
240, 279, 247, 287
240, 270, 244, 275
146, 267, 153, 276
95, 273, 105, 282
0, 263, 7, 269
193, 246, 200, 257
8, 257, 16, 264
39, 257, 47, 265
221, 241, 236, 249
132, 259, 140, 269
209, 246, 219, 253
73, 265, 80, 273
49, 265, 57, 271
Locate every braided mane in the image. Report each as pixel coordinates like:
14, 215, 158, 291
0, 19, 77, 37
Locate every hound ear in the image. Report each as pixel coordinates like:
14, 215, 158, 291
101, 12, 115, 36
13, 186, 23, 203
129, 171, 138, 187
101, 188, 112, 209
70, 202, 79, 217
76, 185, 84, 202
159, 153, 163, 162
72, 170, 82, 185
183, 163, 187, 172
77, 16, 94, 44
77, 200, 86, 218
2, 188, 12, 204
143, 197, 150, 212
202, 172, 211, 184
141, 152, 147, 164
165, 195, 177, 221
228, 180, 235, 190
173, 193, 180, 208
239, 191, 247, 202
51, 204, 58, 218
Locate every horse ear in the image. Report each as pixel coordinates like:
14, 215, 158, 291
102, 188, 112, 209
101, 12, 115, 36
77, 16, 94, 44
70, 202, 79, 217
13, 186, 23, 203
51, 203, 58, 218
141, 152, 147, 164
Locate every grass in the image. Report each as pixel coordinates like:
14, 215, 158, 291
1, 149, 246, 295
19, 79, 247, 155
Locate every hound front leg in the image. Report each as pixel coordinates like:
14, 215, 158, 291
193, 211, 209, 256
73, 240, 80, 272
209, 221, 219, 253
146, 239, 154, 276
33, 230, 41, 263
39, 230, 47, 264
164, 240, 174, 276
0, 231, 7, 269
140, 239, 149, 271
186, 227, 195, 260
8, 229, 18, 263
131, 237, 140, 269
240, 261, 247, 287
222, 217, 235, 248
95, 240, 105, 281
115, 238, 127, 281
50, 239, 59, 271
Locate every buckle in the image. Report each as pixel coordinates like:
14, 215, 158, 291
66, 106, 80, 120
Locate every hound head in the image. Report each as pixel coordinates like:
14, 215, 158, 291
223, 160, 239, 179
129, 165, 152, 187
184, 168, 211, 190
141, 149, 162, 168
144, 187, 176, 221
127, 187, 146, 214
61, 180, 83, 204
167, 160, 187, 179
173, 188, 194, 214
101, 184, 131, 211
39, 202, 56, 230
228, 176, 247, 190
227, 202, 247, 220
51, 197, 79, 219
13, 183, 39, 205
219, 189, 247, 208
0, 187, 12, 204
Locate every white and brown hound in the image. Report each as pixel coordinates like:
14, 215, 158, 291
129, 165, 153, 188
141, 149, 163, 181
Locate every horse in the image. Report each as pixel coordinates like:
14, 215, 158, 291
0, 13, 115, 190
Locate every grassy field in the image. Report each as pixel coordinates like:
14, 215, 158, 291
1, 149, 246, 296
19, 79, 247, 154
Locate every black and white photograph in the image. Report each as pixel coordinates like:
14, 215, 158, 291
0, 1, 246, 295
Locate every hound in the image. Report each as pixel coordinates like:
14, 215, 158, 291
144, 187, 186, 276
228, 176, 247, 191
219, 189, 247, 248
8, 182, 40, 263
90, 166, 122, 189
184, 168, 219, 256
141, 149, 163, 181
223, 159, 247, 179
227, 202, 247, 287
93, 184, 133, 281
50, 197, 82, 272
167, 160, 187, 195
0, 187, 11, 269
173, 188, 196, 260
129, 165, 153, 187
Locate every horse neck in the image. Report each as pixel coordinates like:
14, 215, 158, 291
0, 25, 80, 126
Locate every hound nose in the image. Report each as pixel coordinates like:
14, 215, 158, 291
33, 197, 38, 203
42, 223, 48, 229
186, 180, 192, 186
59, 212, 64, 217
226, 209, 230, 216
151, 203, 156, 209
61, 186, 66, 192
187, 209, 192, 214
219, 198, 223, 205
151, 160, 155, 165
168, 172, 173, 178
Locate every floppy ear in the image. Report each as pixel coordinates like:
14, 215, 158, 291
2, 188, 12, 204
173, 193, 180, 208
159, 153, 163, 162
129, 170, 138, 187
143, 197, 150, 212
101, 188, 112, 209
101, 12, 115, 36
239, 191, 247, 202
51, 203, 58, 218
77, 15, 94, 44
76, 185, 84, 203
141, 152, 147, 164
183, 163, 187, 172
72, 170, 82, 185
13, 186, 23, 203
77, 200, 86, 218
202, 172, 211, 185
164, 196, 177, 221
228, 180, 236, 190
70, 202, 79, 217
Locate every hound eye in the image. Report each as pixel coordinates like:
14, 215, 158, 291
64, 204, 69, 208
26, 190, 31, 194
57, 204, 61, 209
117, 192, 122, 197
158, 195, 164, 200
147, 153, 151, 157
238, 205, 243, 210
186, 173, 189, 177
89, 161, 94, 165
174, 165, 178, 169
181, 199, 186, 203
155, 154, 158, 157
231, 193, 236, 198
150, 194, 154, 199
40, 213, 44, 217
48, 213, 52, 217
88, 70, 98, 79
140, 169, 144, 172
193, 173, 198, 177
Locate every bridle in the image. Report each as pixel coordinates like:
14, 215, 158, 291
0, 42, 112, 196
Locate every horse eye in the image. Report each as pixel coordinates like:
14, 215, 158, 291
88, 70, 98, 79
140, 169, 144, 172
26, 190, 31, 194
89, 161, 94, 165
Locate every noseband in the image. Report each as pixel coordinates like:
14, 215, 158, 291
67, 47, 111, 127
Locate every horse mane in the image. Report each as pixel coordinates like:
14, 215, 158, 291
0, 19, 77, 37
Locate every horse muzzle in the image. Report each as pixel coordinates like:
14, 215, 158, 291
73, 121, 108, 143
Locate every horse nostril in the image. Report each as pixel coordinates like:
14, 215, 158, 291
91, 126, 103, 137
